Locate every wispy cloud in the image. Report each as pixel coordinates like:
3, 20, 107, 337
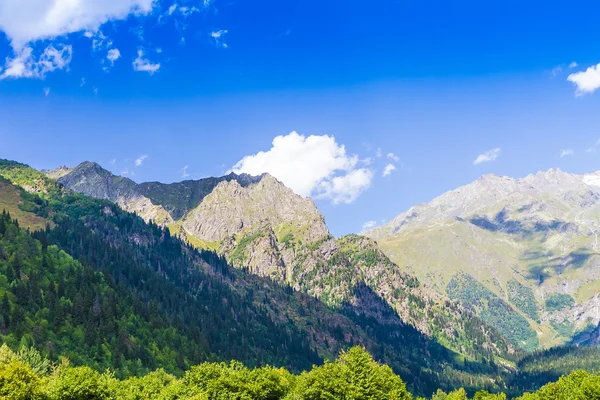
132, 49, 160, 74
387, 153, 400, 162
43, 87, 50, 96
0, 44, 72, 80
135, 155, 148, 167
181, 165, 190, 178
560, 149, 574, 158
473, 148, 501, 165
361, 220, 377, 232
567, 63, 600, 95
382, 164, 396, 177
586, 139, 600, 153
569, 62, 578, 69
211, 30, 229, 48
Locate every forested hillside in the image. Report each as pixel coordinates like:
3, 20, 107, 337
0, 160, 514, 396
2, 158, 600, 397
51, 161, 521, 366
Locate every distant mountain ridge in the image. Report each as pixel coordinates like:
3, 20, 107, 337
46, 160, 519, 364
365, 168, 600, 350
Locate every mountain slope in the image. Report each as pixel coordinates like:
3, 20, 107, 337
365, 168, 600, 350
0, 159, 520, 396
50, 161, 522, 364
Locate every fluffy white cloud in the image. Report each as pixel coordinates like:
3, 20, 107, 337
232, 131, 374, 204
382, 164, 396, 177
0, 0, 156, 79
211, 30, 228, 48
361, 220, 377, 232
135, 154, 148, 167
1, 44, 72, 79
567, 63, 600, 95
107, 48, 121, 64
473, 148, 501, 165
316, 168, 373, 205
560, 149, 574, 158
0, 0, 155, 50
132, 49, 160, 74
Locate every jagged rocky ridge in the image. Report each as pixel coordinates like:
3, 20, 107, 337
365, 168, 600, 350
47, 161, 518, 361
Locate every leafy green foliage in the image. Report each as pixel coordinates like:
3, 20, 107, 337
507, 279, 539, 321
1, 343, 597, 400
446, 273, 538, 350
289, 346, 412, 400
544, 294, 575, 312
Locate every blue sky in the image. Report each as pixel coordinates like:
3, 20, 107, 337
1, 0, 600, 236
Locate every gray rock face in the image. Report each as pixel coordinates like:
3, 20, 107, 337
182, 175, 329, 244
54, 162, 173, 226
49, 161, 330, 277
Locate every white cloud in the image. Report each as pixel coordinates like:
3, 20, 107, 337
317, 168, 373, 205
88, 30, 112, 51
109, 159, 117, 166
0, 0, 155, 50
375, 148, 383, 157
550, 65, 562, 77
382, 163, 396, 177
560, 149, 574, 158
181, 165, 190, 178
387, 153, 400, 162
586, 139, 600, 153
567, 63, 600, 95
168, 4, 178, 15
473, 148, 501, 165
43, 87, 50, 96
0, 44, 72, 80
361, 220, 377, 232
132, 49, 160, 74
232, 131, 374, 204
135, 154, 148, 167
569, 62, 578, 69
107, 48, 121, 64
0, 0, 155, 79
211, 30, 228, 48
80, 77, 86, 87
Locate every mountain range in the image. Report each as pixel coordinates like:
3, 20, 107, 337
1, 158, 599, 396
47, 162, 520, 358
365, 168, 600, 350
